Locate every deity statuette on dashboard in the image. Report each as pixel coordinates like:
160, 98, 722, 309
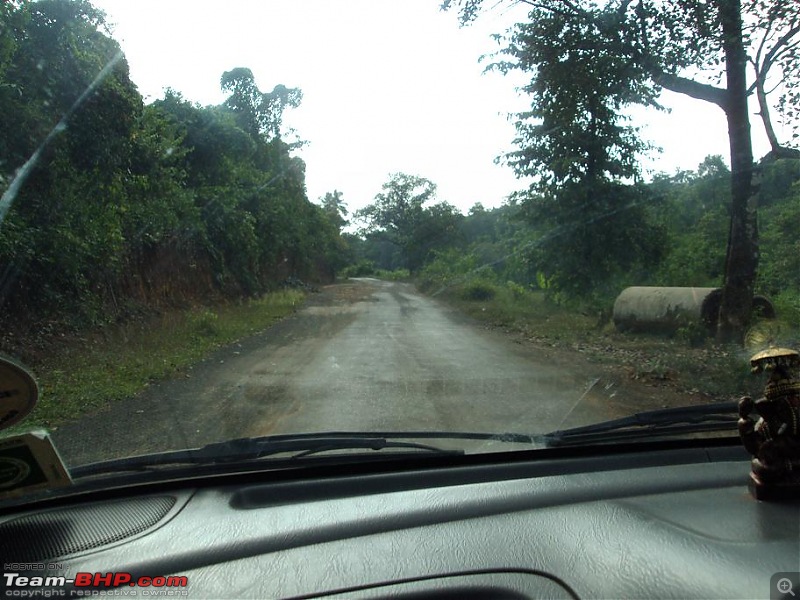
738, 347, 800, 501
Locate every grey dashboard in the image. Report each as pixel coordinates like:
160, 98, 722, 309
1, 443, 798, 599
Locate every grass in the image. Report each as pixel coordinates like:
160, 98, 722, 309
446, 282, 592, 336
14, 290, 304, 430
435, 280, 775, 401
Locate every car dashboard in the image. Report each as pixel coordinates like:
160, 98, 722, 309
1, 440, 798, 599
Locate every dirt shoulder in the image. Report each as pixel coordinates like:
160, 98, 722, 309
50, 282, 372, 465
426, 287, 757, 419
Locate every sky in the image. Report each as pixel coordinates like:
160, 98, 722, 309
91, 0, 772, 214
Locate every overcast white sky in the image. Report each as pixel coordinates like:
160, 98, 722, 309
92, 0, 771, 213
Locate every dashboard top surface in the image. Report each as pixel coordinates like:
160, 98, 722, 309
1, 444, 798, 600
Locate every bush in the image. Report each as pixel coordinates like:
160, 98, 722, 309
374, 268, 411, 281
460, 280, 498, 301
506, 280, 529, 300
417, 249, 481, 292
772, 289, 800, 329
341, 260, 376, 278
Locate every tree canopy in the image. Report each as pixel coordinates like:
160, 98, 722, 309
443, 0, 800, 340
0, 0, 346, 336
355, 173, 462, 273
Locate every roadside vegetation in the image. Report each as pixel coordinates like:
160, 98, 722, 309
340, 261, 411, 281
11, 290, 303, 430
343, 0, 800, 402
430, 281, 765, 402
0, 0, 350, 426
0, 1, 349, 364
346, 157, 799, 402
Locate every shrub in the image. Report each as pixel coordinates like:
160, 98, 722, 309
772, 289, 800, 329
506, 280, 528, 300
341, 260, 376, 278
460, 280, 498, 301
375, 268, 411, 281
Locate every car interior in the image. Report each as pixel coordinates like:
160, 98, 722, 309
1, 434, 798, 599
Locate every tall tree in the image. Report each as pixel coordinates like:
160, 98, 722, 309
220, 67, 302, 141
0, 0, 143, 320
356, 173, 461, 272
320, 190, 349, 232
443, 0, 800, 341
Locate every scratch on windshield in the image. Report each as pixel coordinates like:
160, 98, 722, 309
0, 51, 124, 226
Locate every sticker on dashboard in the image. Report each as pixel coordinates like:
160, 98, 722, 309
0, 431, 71, 498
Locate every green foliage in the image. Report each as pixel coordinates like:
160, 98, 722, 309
413, 155, 798, 348
499, 5, 657, 187
320, 190, 349, 232
417, 248, 482, 292
656, 212, 729, 288
758, 180, 800, 297
355, 173, 463, 273
374, 268, 411, 281
0, 1, 348, 341
460, 280, 497, 301
444, 0, 800, 340
18, 289, 303, 429
652, 158, 799, 322
220, 67, 302, 140
771, 290, 800, 329
341, 260, 377, 278
519, 181, 667, 307
455, 2, 669, 307
190, 309, 220, 338
505, 280, 528, 300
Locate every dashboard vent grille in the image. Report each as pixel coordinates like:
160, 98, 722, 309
0, 496, 176, 561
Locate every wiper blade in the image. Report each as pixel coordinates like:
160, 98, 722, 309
72, 434, 464, 478
542, 401, 739, 447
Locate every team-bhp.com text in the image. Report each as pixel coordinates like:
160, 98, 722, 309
4, 573, 188, 596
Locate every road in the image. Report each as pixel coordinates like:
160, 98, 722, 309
54, 279, 611, 464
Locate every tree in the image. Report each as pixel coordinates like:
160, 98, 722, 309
745, 0, 800, 160
454, 2, 664, 303
407, 201, 463, 272
652, 158, 733, 288
443, 0, 800, 341
220, 67, 302, 141
356, 174, 436, 262
356, 173, 462, 272
0, 2, 349, 341
320, 190, 349, 232
0, 0, 144, 321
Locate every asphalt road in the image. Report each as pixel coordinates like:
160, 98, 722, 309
248, 279, 596, 436
54, 279, 608, 464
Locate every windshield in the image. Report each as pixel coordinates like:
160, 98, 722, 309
0, 0, 798, 495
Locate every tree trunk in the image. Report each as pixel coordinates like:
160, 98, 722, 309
716, 0, 758, 344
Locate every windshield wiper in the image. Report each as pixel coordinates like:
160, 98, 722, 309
70, 434, 465, 478
541, 401, 739, 447
70, 404, 739, 479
